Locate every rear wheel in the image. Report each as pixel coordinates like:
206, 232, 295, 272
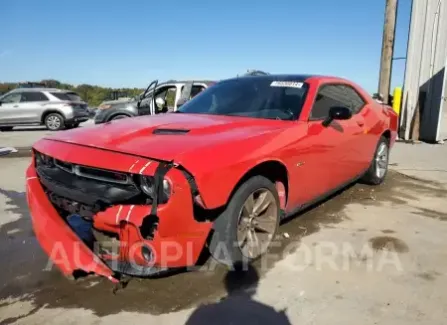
361, 136, 389, 185
0, 126, 13, 132
209, 176, 280, 266
44, 113, 65, 131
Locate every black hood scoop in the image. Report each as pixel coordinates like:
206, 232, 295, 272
152, 128, 190, 135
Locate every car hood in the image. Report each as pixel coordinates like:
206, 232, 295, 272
44, 113, 287, 163
105, 100, 138, 110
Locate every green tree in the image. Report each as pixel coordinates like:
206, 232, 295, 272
0, 80, 144, 107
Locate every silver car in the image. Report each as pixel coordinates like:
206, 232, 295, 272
0, 88, 90, 131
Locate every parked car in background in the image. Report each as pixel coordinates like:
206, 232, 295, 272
26, 74, 398, 283
87, 106, 98, 118
0, 88, 90, 131
94, 80, 214, 124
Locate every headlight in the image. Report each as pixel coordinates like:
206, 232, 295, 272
35, 151, 54, 167
139, 176, 171, 202
98, 104, 111, 110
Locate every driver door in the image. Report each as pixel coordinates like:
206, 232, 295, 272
287, 83, 364, 209
138, 80, 158, 116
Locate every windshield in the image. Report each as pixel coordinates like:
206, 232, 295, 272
177, 77, 309, 120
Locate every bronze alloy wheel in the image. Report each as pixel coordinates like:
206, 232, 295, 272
237, 188, 278, 259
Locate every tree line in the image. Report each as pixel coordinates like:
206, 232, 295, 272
0, 80, 144, 107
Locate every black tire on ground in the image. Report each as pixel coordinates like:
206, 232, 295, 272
110, 114, 129, 121
360, 135, 390, 185
208, 175, 280, 267
44, 113, 65, 131
0, 127, 13, 132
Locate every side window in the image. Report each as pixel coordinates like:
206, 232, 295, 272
1, 93, 22, 104
343, 86, 366, 113
190, 85, 206, 98
21, 92, 49, 102
310, 84, 348, 120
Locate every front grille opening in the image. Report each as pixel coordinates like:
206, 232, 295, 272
77, 166, 130, 184
54, 159, 73, 173
46, 188, 107, 219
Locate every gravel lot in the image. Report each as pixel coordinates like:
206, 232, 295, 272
0, 142, 446, 324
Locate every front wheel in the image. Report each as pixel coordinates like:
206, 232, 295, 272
361, 136, 389, 185
44, 113, 65, 131
209, 176, 280, 267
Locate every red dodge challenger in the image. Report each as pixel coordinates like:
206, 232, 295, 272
26, 74, 398, 283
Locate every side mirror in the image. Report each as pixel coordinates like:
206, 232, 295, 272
372, 93, 384, 102
322, 106, 352, 127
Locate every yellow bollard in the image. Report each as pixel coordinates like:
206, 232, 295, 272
392, 87, 402, 115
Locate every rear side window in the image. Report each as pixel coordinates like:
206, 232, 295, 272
51, 92, 82, 101
310, 84, 348, 120
190, 85, 206, 98
343, 86, 366, 113
20, 92, 49, 102
65, 92, 83, 102
50, 92, 70, 100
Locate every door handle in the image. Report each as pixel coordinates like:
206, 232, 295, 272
13, 105, 19, 108
356, 120, 364, 127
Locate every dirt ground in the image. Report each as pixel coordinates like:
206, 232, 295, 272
0, 143, 446, 324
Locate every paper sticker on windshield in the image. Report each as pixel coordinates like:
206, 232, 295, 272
270, 81, 303, 88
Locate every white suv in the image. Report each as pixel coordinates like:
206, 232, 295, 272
0, 88, 90, 131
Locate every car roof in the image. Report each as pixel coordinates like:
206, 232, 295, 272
10, 88, 74, 93
224, 74, 317, 82
161, 80, 215, 86
224, 74, 353, 83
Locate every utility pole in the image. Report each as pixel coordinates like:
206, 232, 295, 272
378, 0, 398, 105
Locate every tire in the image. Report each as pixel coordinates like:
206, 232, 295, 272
44, 113, 65, 131
110, 114, 129, 121
361, 136, 390, 185
0, 127, 13, 132
209, 176, 280, 267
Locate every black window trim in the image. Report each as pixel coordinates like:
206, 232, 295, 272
308, 82, 367, 121
180, 83, 207, 92
343, 84, 367, 114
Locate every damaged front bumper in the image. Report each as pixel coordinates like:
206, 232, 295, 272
26, 140, 212, 282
